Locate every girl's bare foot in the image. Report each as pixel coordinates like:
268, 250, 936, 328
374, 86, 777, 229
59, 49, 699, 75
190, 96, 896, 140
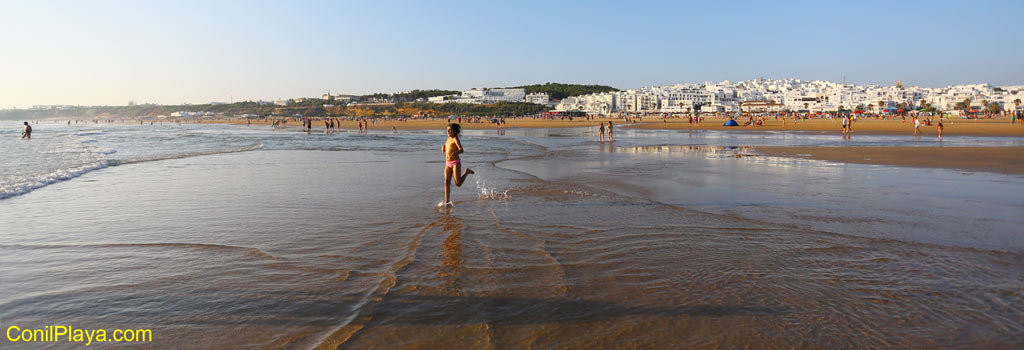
466, 168, 475, 175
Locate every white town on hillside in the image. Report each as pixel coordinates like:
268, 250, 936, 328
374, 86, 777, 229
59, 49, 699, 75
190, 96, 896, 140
412, 78, 1024, 116
551, 78, 1024, 115
22, 79, 1024, 118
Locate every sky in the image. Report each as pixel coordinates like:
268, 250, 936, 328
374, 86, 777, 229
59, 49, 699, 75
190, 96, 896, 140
1, 0, 1022, 108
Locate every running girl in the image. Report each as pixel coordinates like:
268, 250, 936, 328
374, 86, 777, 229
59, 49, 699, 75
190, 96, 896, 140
442, 123, 474, 206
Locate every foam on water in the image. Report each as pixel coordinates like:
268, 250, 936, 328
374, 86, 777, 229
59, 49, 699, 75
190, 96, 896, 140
0, 161, 110, 200
476, 177, 510, 200
1, 127, 265, 200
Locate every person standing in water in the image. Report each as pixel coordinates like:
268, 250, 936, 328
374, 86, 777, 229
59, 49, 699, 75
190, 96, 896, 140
442, 123, 474, 207
607, 121, 613, 140
22, 122, 32, 139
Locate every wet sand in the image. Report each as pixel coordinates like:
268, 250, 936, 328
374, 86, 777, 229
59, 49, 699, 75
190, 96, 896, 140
3, 150, 1022, 349
2, 124, 1023, 349
754, 146, 1024, 175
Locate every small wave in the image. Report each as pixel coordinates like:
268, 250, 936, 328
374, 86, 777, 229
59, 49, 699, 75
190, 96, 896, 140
74, 130, 105, 136
93, 149, 117, 155
0, 143, 265, 201
0, 161, 110, 200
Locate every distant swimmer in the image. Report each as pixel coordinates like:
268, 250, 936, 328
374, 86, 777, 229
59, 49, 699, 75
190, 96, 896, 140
22, 121, 32, 139
441, 123, 474, 207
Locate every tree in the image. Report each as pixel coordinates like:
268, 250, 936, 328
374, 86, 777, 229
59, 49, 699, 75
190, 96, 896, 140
867, 103, 874, 111
987, 102, 1001, 114
1014, 98, 1021, 110
878, 100, 886, 110
803, 102, 809, 111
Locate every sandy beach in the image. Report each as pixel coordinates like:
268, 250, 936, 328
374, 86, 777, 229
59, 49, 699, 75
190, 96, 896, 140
628, 117, 1024, 136
227, 116, 1024, 136
753, 146, 1024, 175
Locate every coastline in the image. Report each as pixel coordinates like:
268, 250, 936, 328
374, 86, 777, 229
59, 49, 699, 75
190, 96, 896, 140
753, 146, 1024, 175
216, 117, 1024, 175
220, 117, 1024, 136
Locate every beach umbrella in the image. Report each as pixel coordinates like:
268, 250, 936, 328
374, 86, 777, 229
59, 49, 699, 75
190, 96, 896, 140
898, 109, 905, 112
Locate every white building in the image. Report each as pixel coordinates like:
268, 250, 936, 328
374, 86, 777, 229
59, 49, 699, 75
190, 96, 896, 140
525, 92, 549, 105
563, 78, 1017, 115
427, 88, 528, 104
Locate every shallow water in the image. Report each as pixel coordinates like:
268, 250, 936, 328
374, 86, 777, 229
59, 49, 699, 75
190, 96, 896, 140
1, 121, 1022, 349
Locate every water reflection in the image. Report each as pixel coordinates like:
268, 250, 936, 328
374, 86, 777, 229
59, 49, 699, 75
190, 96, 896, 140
614, 145, 754, 158
437, 210, 464, 295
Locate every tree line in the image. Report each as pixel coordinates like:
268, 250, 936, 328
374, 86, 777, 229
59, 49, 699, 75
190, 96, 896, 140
507, 83, 619, 100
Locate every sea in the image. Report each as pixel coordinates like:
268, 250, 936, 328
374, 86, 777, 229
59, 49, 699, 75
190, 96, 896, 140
1, 120, 1022, 349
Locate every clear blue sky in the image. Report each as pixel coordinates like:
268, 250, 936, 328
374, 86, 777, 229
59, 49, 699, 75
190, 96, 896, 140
2, 0, 1022, 107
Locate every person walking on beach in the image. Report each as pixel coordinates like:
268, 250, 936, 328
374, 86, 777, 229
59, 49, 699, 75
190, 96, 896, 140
913, 117, 921, 136
441, 123, 474, 207
937, 122, 944, 140
607, 121, 613, 140
22, 121, 32, 139
599, 122, 606, 141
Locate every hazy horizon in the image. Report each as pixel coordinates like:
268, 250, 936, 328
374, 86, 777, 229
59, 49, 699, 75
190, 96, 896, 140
3, 0, 1023, 108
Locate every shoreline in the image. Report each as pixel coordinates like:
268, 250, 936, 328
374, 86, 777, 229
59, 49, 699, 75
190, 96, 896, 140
23, 117, 1024, 136
753, 146, 1024, 175
224, 118, 1023, 175
215, 117, 1024, 136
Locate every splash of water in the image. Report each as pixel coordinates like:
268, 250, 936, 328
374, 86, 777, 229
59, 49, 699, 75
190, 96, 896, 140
476, 177, 510, 200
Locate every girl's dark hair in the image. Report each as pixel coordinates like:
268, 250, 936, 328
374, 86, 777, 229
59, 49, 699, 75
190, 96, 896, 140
448, 123, 461, 136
